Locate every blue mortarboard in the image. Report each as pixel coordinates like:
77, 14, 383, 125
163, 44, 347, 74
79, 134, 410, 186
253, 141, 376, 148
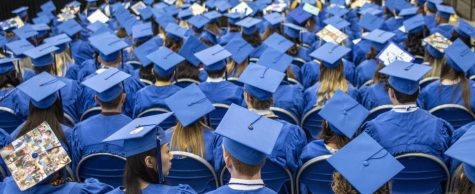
300, 31, 315, 47
330, 0, 346, 6
393, 0, 413, 11
236, 17, 262, 35
162, 5, 180, 16
91, 25, 113, 37
445, 39, 475, 73
17, 72, 66, 109
179, 35, 208, 66
359, 13, 384, 31
66, 1, 81, 7
82, 68, 130, 102
134, 38, 161, 67
132, 22, 153, 41
216, 0, 232, 12
310, 42, 351, 68
328, 6, 349, 17
31, 23, 50, 33
359, 7, 383, 16
224, 36, 254, 64
57, 20, 83, 37
379, 60, 431, 95
399, 7, 419, 18
140, 7, 153, 20
283, 23, 305, 39
154, 12, 176, 28
456, 19, 475, 38
239, 63, 285, 100
118, 17, 139, 36
263, 33, 294, 53
216, 104, 283, 165
6, 39, 34, 57
12, 6, 28, 17
436, 4, 455, 19
13, 25, 38, 40
37, 11, 55, 20
195, 44, 231, 71
328, 132, 404, 194
89, 32, 128, 62
445, 126, 475, 184
87, 21, 108, 32
188, 15, 210, 30
403, 14, 425, 33
165, 23, 189, 41
426, 0, 442, 11
363, 29, 395, 51
288, 6, 312, 25
423, 32, 451, 59
86, 0, 97, 2
165, 84, 215, 127
225, 12, 244, 25
33, 15, 50, 25
178, 8, 193, 20
147, 46, 184, 76
23, 44, 58, 67
323, 16, 350, 30
319, 90, 369, 137
263, 12, 284, 29
41, 1, 56, 12
257, 48, 292, 73
204, 11, 222, 22
0, 35, 6, 48
0, 57, 19, 74
44, 34, 71, 53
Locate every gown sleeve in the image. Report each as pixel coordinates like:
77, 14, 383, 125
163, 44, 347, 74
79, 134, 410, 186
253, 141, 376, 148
168, 184, 198, 194
79, 178, 114, 194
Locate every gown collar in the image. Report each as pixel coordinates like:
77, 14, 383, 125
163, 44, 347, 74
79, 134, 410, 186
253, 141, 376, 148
392, 104, 418, 113
228, 178, 265, 190
206, 77, 225, 83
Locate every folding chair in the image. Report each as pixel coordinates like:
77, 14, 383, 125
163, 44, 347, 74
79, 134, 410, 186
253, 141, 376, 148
301, 106, 324, 141
366, 105, 393, 121
76, 153, 126, 187
63, 113, 76, 127
270, 107, 299, 125
296, 155, 335, 194
429, 104, 475, 129
80, 107, 101, 121
209, 103, 229, 129
0, 107, 23, 134
137, 108, 177, 130
174, 78, 200, 88
419, 77, 438, 89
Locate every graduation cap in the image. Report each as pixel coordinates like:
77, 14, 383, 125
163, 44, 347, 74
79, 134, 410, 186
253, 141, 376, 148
87, 9, 110, 24
224, 36, 254, 64
57, 20, 82, 37
165, 84, 215, 127
358, 7, 383, 16
188, 15, 210, 30
363, 29, 395, 51
359, 13, 384, 31
86, 21, 108, 32
263, 12, 284, 29
287, 6, 312, 25
178, 8, 193, 20
216, 0, 232, 13
215, 103, 283, 165
379, 60, 431, 95
195, 44, 231, 71
23, 44, 58, 67
436, 4, 455, 19
0, 57, 19, 74
239, 63, 285, 100
140, 6, 154, 20
13, 25, 38, 40
377, 42, 414, 66
445, 39, 475, 73
310, 42, 351, 68
31, 23, 50, 36
303, 3, 320, 16
165, 23, 189, 41
319, 90, 369, 138
32, 15, 50, 25
204, 11, 222, 22
236, 17, 262, 35
89, 32, 128, 62
283, 23, 306, 39
6, 39, 34, 57
426, 0, 442, 11
43, 33, 72, 53
323, 16, 350, 30
328, 132, 404, 194
231, 2, 253, 17
456, 19, 475, 38
300, 31, 315, 47
263, 33, 294, 53
147, 46, 184, 76
224, 12, 244, 25
445, 126, 475, 184
257, 48, 292, 73
81, 68, 130, 102
399, 7, 419, 18
423, 32, 451, 59
41, 1, 56, 12
134, 37, 162, 67
178, 35, 208, 66
17, 72, 65, 109
12, 6, 28, 18
403, 14, 425, 33
132, 22, 153, 41
328, 6, 349, 18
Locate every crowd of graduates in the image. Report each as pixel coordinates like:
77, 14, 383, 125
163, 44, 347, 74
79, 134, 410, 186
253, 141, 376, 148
0, 0, 475, 193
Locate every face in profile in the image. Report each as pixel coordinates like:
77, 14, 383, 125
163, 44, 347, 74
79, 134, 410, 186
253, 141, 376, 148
160, 144, 173, 177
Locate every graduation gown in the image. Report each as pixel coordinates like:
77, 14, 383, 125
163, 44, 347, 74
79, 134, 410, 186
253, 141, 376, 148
219, 32, 240, 46
355, 59, 378, 88
358, 82, 391, 110
303, 82, 359, 114
199, 81, 244, 105
0, 177, 113, 194
300, 59, 356, 89
299, 140, 332, 165
205, 185, 276, 194
351, 39, 372, 66
424, 15, 437, 30
0, 128, 11, 178
274, 83, 305, 119
0, 87, 29, 120
132, 85, 182, 118
418, 80, 475, 111
106, 184, 196, 194
382, 17, 404, 32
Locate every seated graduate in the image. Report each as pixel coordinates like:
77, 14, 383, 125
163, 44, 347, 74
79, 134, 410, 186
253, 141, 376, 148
0, 128, 11, 178
453, 19, 475, 50
261, 12, 284, 41
132, 47, 183, 118
103, 114, 196, 194
363, 60, 452, 161
419, 39, 475, 112
0, 57, 29, 120
132, 33, 163, 85
223, 35, 252, 78
196, 44, 243, 105
177, 35, 208, 83
236, 17, 267, 59
445, 127, 475, 194
164, 23, 188, 52
422, 32, 449, 78
206, 104, 283, 194
303, 42, 358, 113
429, 4, 455, 39
423, 0, 438, 30
71, 68, 132, 169
219, 12, 243, 46
43, 34, 75, 78
261, 33, 301, 83
128, 22, 157, 68
164, 84, 220, 164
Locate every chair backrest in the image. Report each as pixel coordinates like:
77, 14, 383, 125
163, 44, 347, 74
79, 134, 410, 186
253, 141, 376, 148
413, 55, 425, 64
63, 113, 76, 127
139, 78, 153, 85
366, 105, 393, 121
220, 158, 294, 194
209, 103, 229, 129
137, 108, 177, 129
419, 77, 439, 89
301, 106, 324, 140
296, 155, 335, 194
0, 107, 23, 134
287, 78, 303, 87
470, 75, 475, 81
167, 151, 219, 193
174, 78, 200, 88
429, 104, 475, 129
80, 107, 102, 121
76, 153, 126, 187
270, 107, 299, 125
249, 58, 258, 63
362, 79, 374, 88
392, 153, 450, 194
227, 77, 243, 87
292, 58, 306, 67
125, 60, 142, 70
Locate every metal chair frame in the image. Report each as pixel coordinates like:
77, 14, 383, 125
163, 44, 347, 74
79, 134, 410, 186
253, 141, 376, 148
170, 151, 219, 188
80, 107, 102, 121
75, 153, 126, 182
295, 155, 332, 194
270, 107, 299, 125
137, 107, 172, 118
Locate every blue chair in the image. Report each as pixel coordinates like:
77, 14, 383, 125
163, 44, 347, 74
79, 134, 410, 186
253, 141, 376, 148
126, 61, 142, 70
292, 58, 306, 68
470, 75, 475, 82
296, 155, 334, 194
270, 107, 299, 125
301, 106, 324, 141
392, 153, 450, 194
80, 107, 101, 121
137, 108, 177, 130
429, 104, 475, 129
365, 105, 393, 122
227, 77, 243, 87
413, 55, 425, 64
0, 107, 23, 134
167, 151, 219, 193
174, 78, 200, 88
63, 113, 76, 128
249, 58, 258, 63
221, 158, 294, 194
76, 153, 126, 187
361, 79, 374, 88
209, 103, 229, 129
419, 77, 438, 89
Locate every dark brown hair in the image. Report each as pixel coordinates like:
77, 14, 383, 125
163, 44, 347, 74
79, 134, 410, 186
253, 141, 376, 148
245, 92, 274, 110
124, 148, 159, 194
175, 61, 200, 81
243, 31, 262, 47
318, 121, 350, 148
453, 165, 475, 194
332, 172, 390, 194
390, 85, 419, 104
96, 93, 124, 110
0, 70, 21, 88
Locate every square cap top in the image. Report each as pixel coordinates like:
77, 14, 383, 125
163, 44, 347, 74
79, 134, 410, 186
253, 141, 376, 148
263, 33, 294, 53
57, 19, 82, 36
17, 72, 65, 103
44, 33, 71, 46
328, 6, 349, 17
257, 48, 292, 73
236, 17, 262, 34
445, 126, 475, 183
310, 42, 351, 68
379, 60, 431, 94
436, 4, 455, 19
399, 6, 419, 17
81, 68, 130, 94
6, 39, 34, 56
224, 36, 254, 64
376, 42, 414, 66
359, 13, 384, 31
363, 29, 395, 44
445, 39, 475, 73
147, 46, 185, 72
323, 16, 350, 30
134, 37, 161, 67
263, 12, 284, 26
178, 35, 208, 66
238, 63, 285, 95
23, 44, 58, 60
288, 6, 312, 25
456, 19, 475, 38
188, 15, 210, 29
41, 1, 56, 12
13, 24, 38, 39
88, 32, 128, 55
194, 44, 231, 70
403, 14, 425, 33
132, 22, 153, 40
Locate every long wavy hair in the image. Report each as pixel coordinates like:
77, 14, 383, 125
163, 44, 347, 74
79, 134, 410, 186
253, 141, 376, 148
440, 58, 472, 112
170, 118, 210, 157
124, 148, 159, 194
317, 62, 348, 106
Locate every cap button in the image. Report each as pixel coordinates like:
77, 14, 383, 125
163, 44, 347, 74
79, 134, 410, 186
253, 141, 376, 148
32, 152, 38, 159
343, 110, 347, 115
363, 161, 369, 166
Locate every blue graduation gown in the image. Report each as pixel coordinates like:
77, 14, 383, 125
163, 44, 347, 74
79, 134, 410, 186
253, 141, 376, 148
418, 80, 475, 111
274, 83, 305, 119
300, 60, 356, 89
358, 82, 391, 110
0, 177, 113, 194
424, 15, 437, 30
364, 108, 452, 161
199, 81, 243, 105
70, 114, 132, 170
0, 128, 11, 177
107, 184, 196, 194
205, 185, 276, 194
58, 77, 82, 122
70, 40, 94, 68
0, 87, 29, 120
132, 85, 182, 118
355, 59, 378, 88
219, 32, 240, 45
249, 44, 268, 59
303, 83, 359, 114
351, 39, 372, 66
299, 140, 332, 165
430, 24, 455, 39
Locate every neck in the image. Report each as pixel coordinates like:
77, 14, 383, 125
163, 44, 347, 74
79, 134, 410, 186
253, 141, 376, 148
101, 109, 122, 115
138, 178, 150, 190
230, 171, 261, 180
155, 80, 171, 86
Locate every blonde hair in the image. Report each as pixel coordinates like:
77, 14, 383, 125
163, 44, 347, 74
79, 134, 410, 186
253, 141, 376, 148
170, 118, 210, 157
332, 172, 389, 194
317, 62, 348, 106
226, 59, 249, 78
54, 49, 74, 77
19, 57, 33, 69
453, 165, 475, 194
424, 53, 442, 77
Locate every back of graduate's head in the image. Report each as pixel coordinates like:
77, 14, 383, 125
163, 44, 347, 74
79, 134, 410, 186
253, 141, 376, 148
388, 84, 419, 104
244, 91, 274, 110
317, 62, 348, 106
205, 67, 226, 79
331, 172, 390, 194
175, 60, 200, 81
97, 52, 122, 67
453, 165, 475, 194
223, 146, 265, 178
319, 121, 350, 149
171, 118, 208, 157
0, 69, 21, 88
95, 92, 125, 111
242, 31, 262, 47
152, 65, 176, 82
124, 148, 160, 194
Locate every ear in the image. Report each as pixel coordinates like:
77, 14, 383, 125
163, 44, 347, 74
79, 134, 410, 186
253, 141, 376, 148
223, 146, 233, 169
144, 155, 155, 169
120, 93, 126, 103
94, 96, 100, 105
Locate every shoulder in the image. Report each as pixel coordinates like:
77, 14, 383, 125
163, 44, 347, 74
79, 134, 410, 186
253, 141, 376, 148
148, 184, 197, 194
